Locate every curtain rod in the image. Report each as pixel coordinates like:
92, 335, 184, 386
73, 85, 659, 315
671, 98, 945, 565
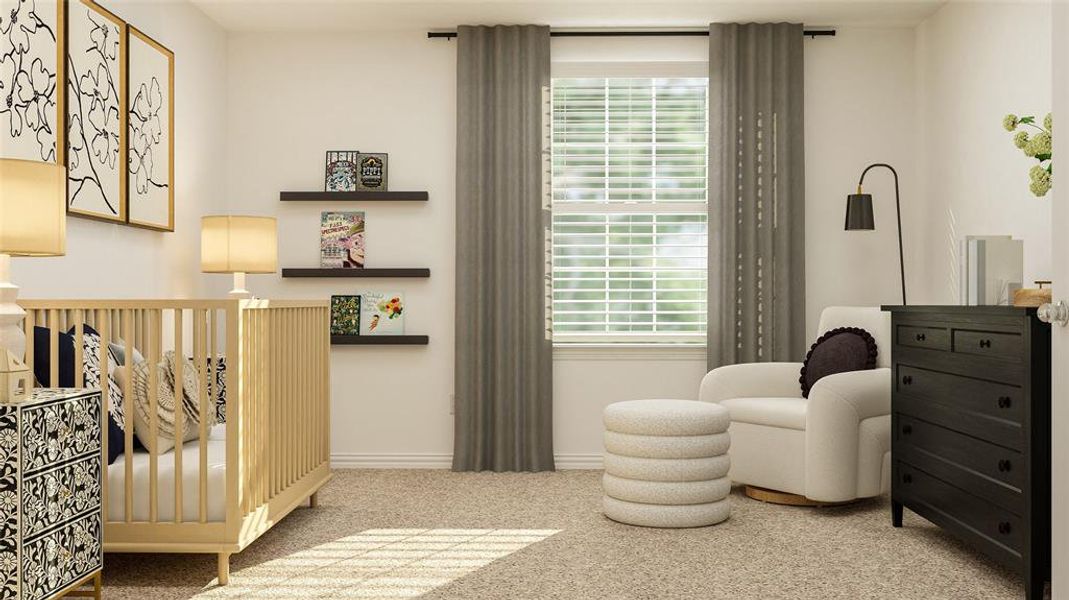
427, 29, 836, 39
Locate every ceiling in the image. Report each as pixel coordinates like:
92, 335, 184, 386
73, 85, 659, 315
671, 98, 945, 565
187, 0, 949, 33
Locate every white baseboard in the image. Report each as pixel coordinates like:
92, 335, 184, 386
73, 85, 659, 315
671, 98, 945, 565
330, 453, 603, 470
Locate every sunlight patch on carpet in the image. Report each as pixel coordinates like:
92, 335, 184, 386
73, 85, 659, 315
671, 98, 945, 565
196, 529, 560, 599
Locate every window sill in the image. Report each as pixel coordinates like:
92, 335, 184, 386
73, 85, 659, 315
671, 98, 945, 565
553, 343, 707, 361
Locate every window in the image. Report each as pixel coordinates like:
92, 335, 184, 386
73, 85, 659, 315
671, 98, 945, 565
551, 76, 709, 344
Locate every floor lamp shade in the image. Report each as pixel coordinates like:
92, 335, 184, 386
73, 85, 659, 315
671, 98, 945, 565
201, 216, 278, 274
0, 159, 67, 256
845, 193, 875, 231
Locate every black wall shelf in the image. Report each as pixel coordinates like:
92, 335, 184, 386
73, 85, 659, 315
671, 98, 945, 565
332, 335, 429, 346
282, 268, 430, 278
280, 191, 429, 202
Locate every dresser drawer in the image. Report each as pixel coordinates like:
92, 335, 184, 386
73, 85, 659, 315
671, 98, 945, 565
21, 393, 101, 475
896, 325, 950, 351
20, 511, 101, 600
896, 415, 1023, 491
896, 462, 1023, 561
21, 454, 102, 539
896, 366, 1024, 425
952, 328, 1023, 361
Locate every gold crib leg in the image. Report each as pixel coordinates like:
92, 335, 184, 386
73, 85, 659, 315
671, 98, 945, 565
309, 492, 319, 508
218, 553, 231, 586
94, 573, 102, 600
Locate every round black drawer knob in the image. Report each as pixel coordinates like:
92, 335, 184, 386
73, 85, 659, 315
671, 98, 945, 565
979, 339, 992, 348
902, 375, 913, 385
902, 424, 913, 435
998, 522, 1012, 535
902, 474, 913, 484
998, 459, 1012, 472
997, 396, 1012, 409
915, 333, 926, 341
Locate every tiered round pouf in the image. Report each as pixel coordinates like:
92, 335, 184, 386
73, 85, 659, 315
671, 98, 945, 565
602, 399, 732, 528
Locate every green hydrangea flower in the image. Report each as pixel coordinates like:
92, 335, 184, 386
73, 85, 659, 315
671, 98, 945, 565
1029, 166, 1052, 197
1045, 112, 1053, 131
1003, 114, 1020, 131
1027, 132, 1052, 157
1030, 178, 1051, 197
1014, 131, 1030, 149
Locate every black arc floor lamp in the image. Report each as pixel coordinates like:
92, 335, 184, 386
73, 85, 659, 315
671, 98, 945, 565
844, 163, 907, 305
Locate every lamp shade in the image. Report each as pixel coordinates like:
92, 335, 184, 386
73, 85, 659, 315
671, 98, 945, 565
0, 159, 66, 256
201, 216, 278, 273
844, 193, 875, 231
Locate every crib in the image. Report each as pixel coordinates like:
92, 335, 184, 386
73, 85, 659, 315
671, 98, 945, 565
17, 299, 331, 585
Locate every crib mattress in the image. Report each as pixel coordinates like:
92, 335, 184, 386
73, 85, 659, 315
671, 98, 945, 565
107, 424, 228, 523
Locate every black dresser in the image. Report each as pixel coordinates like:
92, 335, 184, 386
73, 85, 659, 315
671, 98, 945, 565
883, 306, 1050, 599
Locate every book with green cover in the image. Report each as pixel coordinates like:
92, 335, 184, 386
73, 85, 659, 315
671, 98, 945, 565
330, 295, 361, 335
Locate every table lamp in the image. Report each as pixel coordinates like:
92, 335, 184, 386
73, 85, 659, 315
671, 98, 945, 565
844, 162, 907, 305
201, 215, 278, 298
0, 159, 66, 360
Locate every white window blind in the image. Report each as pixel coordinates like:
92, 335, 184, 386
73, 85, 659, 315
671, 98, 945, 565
551, 77, 709, 344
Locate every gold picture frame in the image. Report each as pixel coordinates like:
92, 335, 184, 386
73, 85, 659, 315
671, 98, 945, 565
126, 26, 174, 231
0, 0, 66, 165
65, 0, 127, 224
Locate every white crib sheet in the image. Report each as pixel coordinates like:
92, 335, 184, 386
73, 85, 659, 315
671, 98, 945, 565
107, 424, 228, 522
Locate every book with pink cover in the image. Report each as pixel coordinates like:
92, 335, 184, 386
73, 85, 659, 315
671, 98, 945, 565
320, 211, 365, 268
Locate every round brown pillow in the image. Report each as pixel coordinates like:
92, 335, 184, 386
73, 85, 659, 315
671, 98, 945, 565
799, 327, 878, 398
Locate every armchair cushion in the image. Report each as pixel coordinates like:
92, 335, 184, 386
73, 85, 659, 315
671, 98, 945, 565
719, 397, 807, 430
799, 327, 878, 397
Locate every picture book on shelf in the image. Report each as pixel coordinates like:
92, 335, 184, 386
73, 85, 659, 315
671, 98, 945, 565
324, 150, 359, 192
320, 211, 366, 268
330, 295, 361, 335
360, 292, 404, 336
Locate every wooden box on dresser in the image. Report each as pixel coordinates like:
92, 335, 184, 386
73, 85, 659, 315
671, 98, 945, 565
0, 389, 103, 600
882, 306, 1050, 600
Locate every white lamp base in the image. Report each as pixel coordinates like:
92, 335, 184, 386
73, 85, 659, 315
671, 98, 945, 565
229, 272, 251, 299
0, 254, 26, 360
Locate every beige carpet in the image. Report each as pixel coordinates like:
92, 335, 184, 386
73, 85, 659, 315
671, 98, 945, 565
101, 470, 1034, 599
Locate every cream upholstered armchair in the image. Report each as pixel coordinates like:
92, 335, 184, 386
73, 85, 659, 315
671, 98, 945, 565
699, 307, 892, 505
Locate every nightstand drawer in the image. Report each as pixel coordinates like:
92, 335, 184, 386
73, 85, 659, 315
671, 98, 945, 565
20, 511, 101, 600
896, 415, 1023, 491
952, 328, 1023, 361
896, 325, 950, 351
896, 366, 1024, 426
22, 454, 102, 539
896, 462, 1023, 559
21, 392, 101, 475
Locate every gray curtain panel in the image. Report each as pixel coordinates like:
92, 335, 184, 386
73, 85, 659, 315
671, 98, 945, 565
453, 25, 554, 472
708, 23, 806, 369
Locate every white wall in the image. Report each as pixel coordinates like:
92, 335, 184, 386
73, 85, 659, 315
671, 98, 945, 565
224, 31, 458, 466
915, 1, 1053, 304
804, 27, 918, 336
225, 28, 920, 465
12, 0, 228, 299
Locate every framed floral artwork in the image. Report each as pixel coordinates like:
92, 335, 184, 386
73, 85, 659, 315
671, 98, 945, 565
0, 0, 65, 164
126, 26, 173, 231
66, 0, 126, 223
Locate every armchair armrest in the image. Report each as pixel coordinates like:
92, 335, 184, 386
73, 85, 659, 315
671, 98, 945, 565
804, 368, 891, 501
699, 362, 804, 404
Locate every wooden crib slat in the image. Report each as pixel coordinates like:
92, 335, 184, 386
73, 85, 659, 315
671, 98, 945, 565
195, 309, 208, 523
208, 309, 217, 517
174, 309, 184, 524
72, 310, 84, 389
122, 310, 134, 523
148, 310, 160, 524
96, 310, 109, 523
48, 310, 58, 388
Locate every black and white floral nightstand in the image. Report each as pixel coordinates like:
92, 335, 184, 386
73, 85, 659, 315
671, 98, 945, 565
0, 389, 103, 600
